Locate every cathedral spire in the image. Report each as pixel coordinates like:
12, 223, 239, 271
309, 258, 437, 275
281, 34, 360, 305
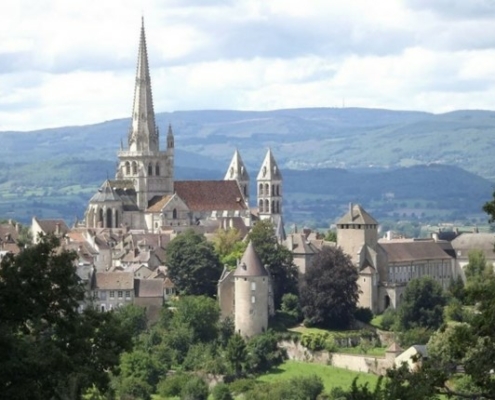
128, 17, 158, 153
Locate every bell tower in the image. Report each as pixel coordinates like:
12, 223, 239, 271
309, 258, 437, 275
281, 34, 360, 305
256, 149, 282, 222
116, 18, 174, 210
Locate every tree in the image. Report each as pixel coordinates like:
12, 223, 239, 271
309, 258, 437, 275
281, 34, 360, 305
166, 229, 223, 297
0, 235, 132, 399
115, 304, 148, 337
247, 220, 298, 308
299, 246, 359, 329
465, 249, 493, 288
427, 322, 472, 372
180, 376, 209, 400
211, 383, 233, 400
225, 333, 247, 377
397, 277, 446, 331
325, 230, 337, 242
247, 331, 285, 373
172, 296, 220, 343
213, 228, 247, 268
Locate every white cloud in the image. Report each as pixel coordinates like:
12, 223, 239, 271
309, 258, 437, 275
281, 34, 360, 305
1, 0, 495, 130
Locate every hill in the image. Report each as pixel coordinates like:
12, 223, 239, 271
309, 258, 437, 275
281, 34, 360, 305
2, 107, 495, 179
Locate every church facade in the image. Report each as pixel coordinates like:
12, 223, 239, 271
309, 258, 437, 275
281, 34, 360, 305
84, 20, 283, 233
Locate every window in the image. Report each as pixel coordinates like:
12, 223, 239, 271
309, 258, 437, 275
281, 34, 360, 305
118, 291, 123, 299
125, 290, 131, 299
251, 296, 255, 304
110, 291, 114, 299
251, 282, 256, 291
93, 291, 99, 299
155, 163, 160, 176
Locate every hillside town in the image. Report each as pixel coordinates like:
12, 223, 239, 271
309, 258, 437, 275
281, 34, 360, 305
4, 13, 495, 400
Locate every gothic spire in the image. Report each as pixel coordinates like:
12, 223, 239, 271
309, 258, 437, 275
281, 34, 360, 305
128, 17, 158, 153
225, 148, 249, 181
257, 148, 282, 180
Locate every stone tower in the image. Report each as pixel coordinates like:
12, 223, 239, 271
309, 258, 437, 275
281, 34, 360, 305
256, 149, 282, 222
224, 149, 250, 204
234, 241, 269, 338
115, 18, 174, 210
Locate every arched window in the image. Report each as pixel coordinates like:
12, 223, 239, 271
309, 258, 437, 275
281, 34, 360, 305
259, 199, 263, 213
271, 200, 275, 214
259, 183, 263, 195
276, 201, 280, 213
125, 162, 130, 175
277, 185, 280, 196
265, 184, 269, 195
148, 164, 153, 176
265, 199, 270, 213
172, 208, 178, 219
272, 185, 275, 196
98, 209, 104, 227
114, 210, 119, 228
244, 185, 247, 197
106, 209, 112, 228
132, 162, 137, 175
155, 163, 160, 176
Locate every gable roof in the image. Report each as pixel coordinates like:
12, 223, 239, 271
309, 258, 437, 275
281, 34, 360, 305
337, 204, 378, 225
451, 233, 495, 258
94, 272, 134, 290
234, 241, 268, 277
34, 218, 70, 235
147, 194, 174, 212
174, 180, 247, 212
257, 148, 282, 180
380, 241, 452, 263
134, 279, 163, 298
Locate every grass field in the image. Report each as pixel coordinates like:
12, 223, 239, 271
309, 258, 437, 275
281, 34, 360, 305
258, 360, 380, 393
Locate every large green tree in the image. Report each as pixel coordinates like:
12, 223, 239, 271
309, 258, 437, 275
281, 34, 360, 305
299, 245, 359, 329
397, 276, 446, 331
0, 235, 132, 399
166, 229, 223, 297
247, 220, 298, 308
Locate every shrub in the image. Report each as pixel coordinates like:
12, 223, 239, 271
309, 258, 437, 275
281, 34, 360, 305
157, 373, 189, 398
228, 378, 257, 395
354, 307, 373, 324
181, 376, 209, 400
288, 375, 324, 400
398, 327, 433, 348
211, 383, 233, 400
301, 332, 329, 351
380, 308, 397, 331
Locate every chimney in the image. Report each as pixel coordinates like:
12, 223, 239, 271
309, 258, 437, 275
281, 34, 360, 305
8, 219, 13, 226
349, 203, 354, 219
55, 222, 61, 236
432, 232, 439, 242
15, 223, 20, 233
229, 218, 234, 229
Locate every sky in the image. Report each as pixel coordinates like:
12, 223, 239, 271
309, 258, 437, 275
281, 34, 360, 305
2, 0, 495, 131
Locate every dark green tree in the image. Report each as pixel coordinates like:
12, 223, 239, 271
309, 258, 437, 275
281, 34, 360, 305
397, 276, 446, 331
299, 246, 359, 329
225, 333, 247, 377
181, 376, 209, 400
115, 304, 148, 337
166, 229, 223, 297
247, 220, 298, 308
0, 235, 132, 400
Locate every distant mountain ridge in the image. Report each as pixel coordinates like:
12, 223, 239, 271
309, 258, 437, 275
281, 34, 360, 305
2, 107, 495, 179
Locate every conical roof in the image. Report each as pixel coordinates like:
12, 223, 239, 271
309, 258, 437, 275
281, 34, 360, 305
89, 180, 121, 203
225, 149, 249, 181
257, 148, 282, 180
234, 241, 268, 277
128, 17, 158, 153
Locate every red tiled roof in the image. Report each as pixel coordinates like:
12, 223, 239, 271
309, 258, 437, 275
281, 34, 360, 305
174, 180, 247, 212
147, 195, 174, 212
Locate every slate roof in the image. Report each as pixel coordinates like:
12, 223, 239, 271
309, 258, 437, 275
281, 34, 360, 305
89, 180, 121, 203
134, 279, 163, 298
174, 180, 247, 212
451, 233, 495, 259
337, 204, 378, 225
380, 241, 452, 263
386, 342, 403, 353
234, 241, 268, 277
93, 272, 134, 290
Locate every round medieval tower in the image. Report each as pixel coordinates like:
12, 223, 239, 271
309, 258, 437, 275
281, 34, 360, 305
234, 241, 269, 338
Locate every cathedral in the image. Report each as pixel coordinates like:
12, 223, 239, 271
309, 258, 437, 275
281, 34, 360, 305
84, 20, 283, 233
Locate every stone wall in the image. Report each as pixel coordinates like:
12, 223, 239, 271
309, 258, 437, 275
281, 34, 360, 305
279, 340, 394, 376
